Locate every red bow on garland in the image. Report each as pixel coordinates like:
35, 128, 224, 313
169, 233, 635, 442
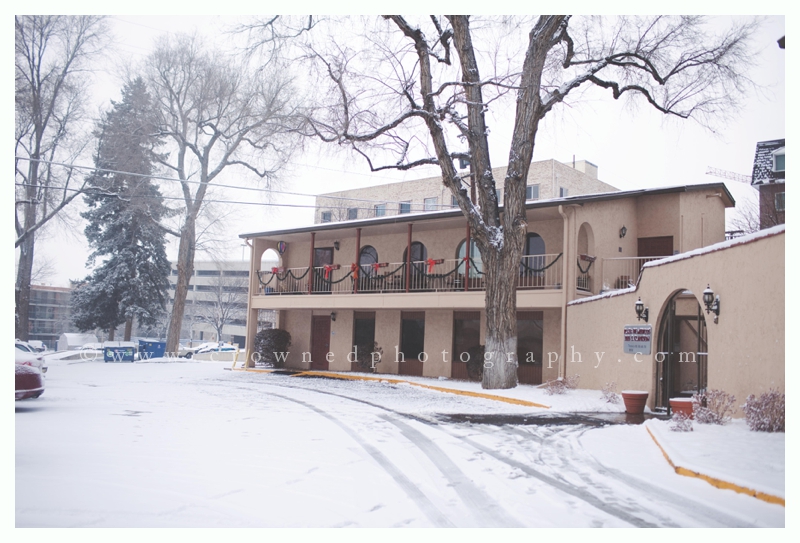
350, 263, 359, 280
271, 267, 279, 274
371, 262, 380, 272
323, 264, 333, 279
426, 258, 436, 273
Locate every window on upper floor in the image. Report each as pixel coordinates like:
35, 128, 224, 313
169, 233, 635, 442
197, 270, 221, 276
423, 197, 437, 211
526, 184, 539, 200
559, 187, 569, 197
775, 192, 785, 212
399, 201, 411, 214
451, 195, 458, 208
347, 208, 358, 220
374, 204, 386, 217
773, 148, 785, 172
321, 211, 332, 223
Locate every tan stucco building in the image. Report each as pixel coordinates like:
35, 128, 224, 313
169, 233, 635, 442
314, 159, 617, 223
237, 180, 784, 413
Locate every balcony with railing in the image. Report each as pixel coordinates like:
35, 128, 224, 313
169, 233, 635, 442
257, 253, 564, 296
601, 256, 671, 292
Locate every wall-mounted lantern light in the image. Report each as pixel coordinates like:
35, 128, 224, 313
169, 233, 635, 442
703, 284, 720, 323
619, 225, 627, 238
330, 312, 337, 322
333, 241, 340, 251
635, 297, 649, 322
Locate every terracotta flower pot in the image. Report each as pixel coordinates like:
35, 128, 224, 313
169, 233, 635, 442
670, 398, 693, 419
621, 390, 649, 414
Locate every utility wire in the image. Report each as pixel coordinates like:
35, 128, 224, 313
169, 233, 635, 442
15, 156, 460, 209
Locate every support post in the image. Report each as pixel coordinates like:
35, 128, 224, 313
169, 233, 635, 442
405, 224, 412, 293
465, 223, 471, 292
308, 232, 315, 294
354, 228, 362, 294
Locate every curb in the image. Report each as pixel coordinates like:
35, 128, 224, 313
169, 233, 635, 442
231, 367, 549, 409
645, 426, 785, 507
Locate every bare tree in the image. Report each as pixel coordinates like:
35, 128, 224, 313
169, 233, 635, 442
15, 15, 109, 340
259, 15, 758, 389
195, 266, 249, 343
143, 33, 301, 352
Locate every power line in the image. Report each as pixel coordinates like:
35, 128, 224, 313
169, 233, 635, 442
15, 156, 457, 209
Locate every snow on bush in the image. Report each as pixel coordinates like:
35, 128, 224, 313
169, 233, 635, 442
742, 389, 785, 432
669, 411, 693, 432
601, 382, 620, 404
254, 328, 292, 368
692, 389, 736, 425
544, 374, 579, 395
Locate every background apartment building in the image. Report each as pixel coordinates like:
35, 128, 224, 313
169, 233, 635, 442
27, 285, 78, 349
167, 260, 275, 347
314, 158, 617, 223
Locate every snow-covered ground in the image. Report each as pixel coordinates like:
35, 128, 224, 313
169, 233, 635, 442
16, 360, 784, 527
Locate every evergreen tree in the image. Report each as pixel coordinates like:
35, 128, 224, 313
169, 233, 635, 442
71, 78, 171, 340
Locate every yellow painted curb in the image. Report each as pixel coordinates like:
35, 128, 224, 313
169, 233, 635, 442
646, 426, 785, 507
295, 370, 550, 409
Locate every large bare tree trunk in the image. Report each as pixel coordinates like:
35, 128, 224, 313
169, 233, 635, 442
166, 216, 196, 352
481, 247, 520, 388
15, 235, 35, 340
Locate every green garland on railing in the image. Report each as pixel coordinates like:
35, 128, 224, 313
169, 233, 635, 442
520, 252, 563, 273
257, 266, 310, 288
359, 262, 406, 283
411, 259, 466, 280
313, 267, 355, 285
576, 258, 593, 275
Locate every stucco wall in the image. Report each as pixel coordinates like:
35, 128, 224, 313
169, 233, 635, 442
565, 228, 784, 414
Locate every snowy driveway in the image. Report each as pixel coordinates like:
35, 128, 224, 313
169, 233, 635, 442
16, 361, 784, 527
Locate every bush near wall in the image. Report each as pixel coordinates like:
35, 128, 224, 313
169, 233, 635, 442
254, 328, 292, 368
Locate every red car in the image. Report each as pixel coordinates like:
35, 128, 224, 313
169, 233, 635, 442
15, 346, 45, 400
16, 364, 44, 400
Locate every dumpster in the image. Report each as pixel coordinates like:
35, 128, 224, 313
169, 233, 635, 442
138, 340, 166, 360
103, 341, 136, 363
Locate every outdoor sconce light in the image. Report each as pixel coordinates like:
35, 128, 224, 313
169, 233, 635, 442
330, 312, 337, 322
635, 297, 649, 322
703, 284, 720, 323
333, 241, 340, 251
619, 225, 627, 238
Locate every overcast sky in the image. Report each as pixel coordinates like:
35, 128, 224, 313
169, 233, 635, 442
21, 14, 785, 288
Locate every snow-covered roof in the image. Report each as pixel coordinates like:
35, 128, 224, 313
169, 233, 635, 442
751, 138, 785, 185
241, 182, 734, 240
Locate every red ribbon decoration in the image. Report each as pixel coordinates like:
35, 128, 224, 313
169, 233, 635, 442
426, 258, 436, 273
350, 263, 359, 280
323, 264, 333, 279
371, 262, 380, 272
271, 267, 279, 274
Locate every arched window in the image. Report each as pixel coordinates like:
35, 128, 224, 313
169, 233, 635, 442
521, 233, 546, 276
359, 245, 378, 276
402, 242, 428, 280
456, 239, 483, 277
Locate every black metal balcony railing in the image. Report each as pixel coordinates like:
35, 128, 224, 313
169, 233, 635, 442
257, 254, 563, 295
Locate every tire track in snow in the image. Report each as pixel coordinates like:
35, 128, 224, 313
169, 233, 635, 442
264, 390, 455, 528
233, 376, 659, 527
379, 415, 523, 528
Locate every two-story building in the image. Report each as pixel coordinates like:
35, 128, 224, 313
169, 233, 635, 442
240, 182, 734, 392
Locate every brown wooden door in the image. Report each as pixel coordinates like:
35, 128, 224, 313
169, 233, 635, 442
310, 315, 331, 370
399, 312, 425, 376
638, 236, 673, 257
314, 248, 335, 293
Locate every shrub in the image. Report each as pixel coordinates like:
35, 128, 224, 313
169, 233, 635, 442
254, 328, 292, 368
465, 345, 484, 381
544, 375, 579, 395
601, 382, 620, 404
692, 389, 736, 425
669, 411, 693, 432
742, 389, 785, 432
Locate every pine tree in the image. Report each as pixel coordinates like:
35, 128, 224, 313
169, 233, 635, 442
71, 78, 171, 341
